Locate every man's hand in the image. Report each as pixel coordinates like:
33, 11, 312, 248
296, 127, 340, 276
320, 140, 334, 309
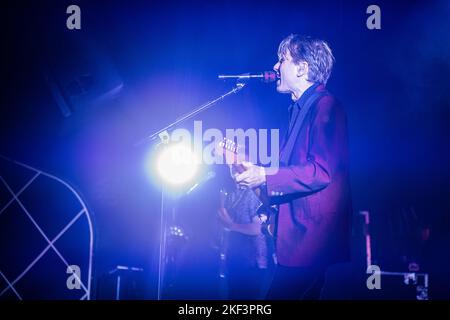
234, 161, 266, 189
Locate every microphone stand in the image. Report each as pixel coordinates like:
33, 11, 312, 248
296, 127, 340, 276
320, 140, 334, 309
137, 82, 247, 300
135, 82, 246, 146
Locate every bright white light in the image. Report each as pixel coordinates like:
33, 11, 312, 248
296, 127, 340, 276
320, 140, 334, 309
156, 143, 199, 186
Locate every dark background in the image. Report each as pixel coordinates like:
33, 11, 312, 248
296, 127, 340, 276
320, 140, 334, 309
1, 0, 449, 299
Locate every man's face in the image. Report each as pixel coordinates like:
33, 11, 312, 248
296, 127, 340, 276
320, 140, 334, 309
273, 49, 300, 95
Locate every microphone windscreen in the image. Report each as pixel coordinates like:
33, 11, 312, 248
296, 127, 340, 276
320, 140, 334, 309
263, 71, 277, 83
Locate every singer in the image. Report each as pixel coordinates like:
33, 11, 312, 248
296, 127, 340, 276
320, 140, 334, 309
233, 34, 352, 300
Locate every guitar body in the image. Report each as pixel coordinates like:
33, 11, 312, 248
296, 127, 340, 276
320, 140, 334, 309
217, 138, 278, 239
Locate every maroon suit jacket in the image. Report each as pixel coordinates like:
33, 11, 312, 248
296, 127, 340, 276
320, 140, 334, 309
265, 84, 352, 267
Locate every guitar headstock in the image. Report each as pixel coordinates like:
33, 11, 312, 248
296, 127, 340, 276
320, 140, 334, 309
218, 138, 238, 155
216, 138, 247, 174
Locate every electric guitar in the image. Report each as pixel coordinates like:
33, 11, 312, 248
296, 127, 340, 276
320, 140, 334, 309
216, 138, 278, 238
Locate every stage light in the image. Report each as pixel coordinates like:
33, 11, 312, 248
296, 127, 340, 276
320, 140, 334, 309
156, 143, 199, 186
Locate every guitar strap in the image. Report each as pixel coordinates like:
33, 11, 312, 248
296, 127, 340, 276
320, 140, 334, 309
280, 91, 328, 165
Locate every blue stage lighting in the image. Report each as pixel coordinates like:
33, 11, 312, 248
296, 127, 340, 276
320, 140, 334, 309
156, 143, 199, 186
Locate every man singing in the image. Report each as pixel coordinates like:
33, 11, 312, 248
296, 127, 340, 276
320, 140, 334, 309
234, 34, 352, 299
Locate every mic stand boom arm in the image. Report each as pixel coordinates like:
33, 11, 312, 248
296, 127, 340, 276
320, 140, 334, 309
135, 82, 246, 146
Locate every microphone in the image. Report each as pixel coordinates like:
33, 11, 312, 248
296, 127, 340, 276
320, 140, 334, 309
218, 71, 277, 83
186, 171, 216, 194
